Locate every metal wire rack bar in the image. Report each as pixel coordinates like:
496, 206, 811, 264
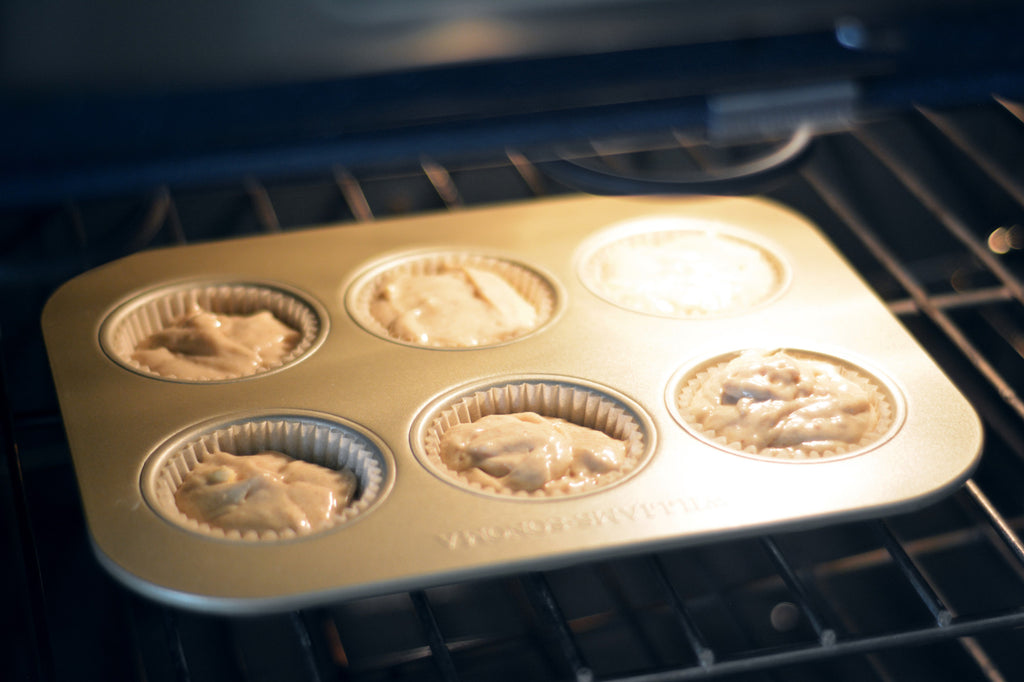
873, 521, 953, 627
758, 538, 836, 647
888, 286, 1012, 315
521, 573, 595, 682
604, 608, 1024, 682
423, 158, 464, 209
333, 166, 375, 222
245, 178, 282, 233
954, 501, 1024, 593
962, 480, 1024, 568
649, 555, 715, 669
288, 611, 326, 682
507, 149, 549, 198
161, 609, 191, 682
409, 590, 461, 681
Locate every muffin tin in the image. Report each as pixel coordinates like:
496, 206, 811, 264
41, 195, 982, 614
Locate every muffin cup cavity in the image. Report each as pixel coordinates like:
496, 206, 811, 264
577, 216, 789, 318
668, 348, 904, 462
413, 377, 654, 498
346, 250, 558, 349
143, 413, 391, 541
101, 281, 325, 382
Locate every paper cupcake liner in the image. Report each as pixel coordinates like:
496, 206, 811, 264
577, 217, 788, 318
144, 415, 388, 541
102, 281, 323, 381
415, 379, 652, 498
671, 349, 899, 461
346, 251, 557, 348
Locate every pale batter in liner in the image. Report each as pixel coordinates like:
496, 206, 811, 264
579, 220, 787, 318
147, 417, 386, 541
174, 450, 359, 535
675, 349, 895, 460
420, 381, 650, 498
440, 412, 627, 493
349, 252, 556, 348
133, 308, 300, 380
103, 282, 321, 381
371, 266, 537, 347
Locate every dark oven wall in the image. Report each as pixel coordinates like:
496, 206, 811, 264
5, 95, 1024, 681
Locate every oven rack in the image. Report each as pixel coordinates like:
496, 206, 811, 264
4, 97, 1024, 681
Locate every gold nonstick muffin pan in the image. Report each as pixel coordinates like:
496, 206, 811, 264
42, 195, 982, 614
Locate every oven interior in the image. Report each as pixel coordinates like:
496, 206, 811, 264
5, 4, 1024, 681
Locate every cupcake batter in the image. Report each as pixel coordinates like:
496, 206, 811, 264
589, 231, 781, 316
133, 307, 300, 379
175, 450, 358, 534
370, 265, 538, 347
440, 412, 626, 492
688, 349, 881, 456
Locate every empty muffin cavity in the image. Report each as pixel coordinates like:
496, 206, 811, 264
101, 281, 324, 381
346, 251, 557, 349
413, 378, 653, 498
143, 414, 390, 541
669, 348, 903, 461
577, 217, 788, 318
